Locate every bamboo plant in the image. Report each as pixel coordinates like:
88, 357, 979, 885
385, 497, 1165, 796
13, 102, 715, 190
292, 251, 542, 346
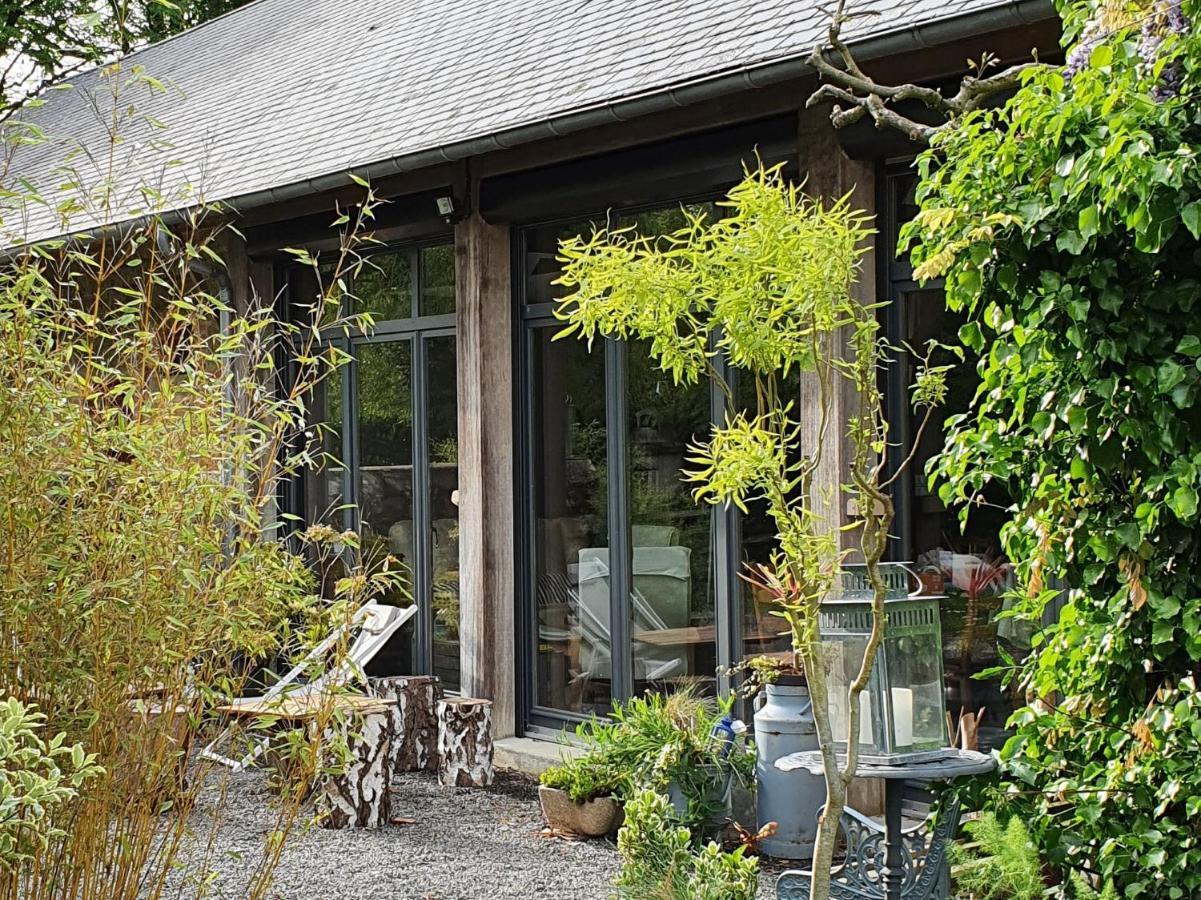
555, 164, 949, 899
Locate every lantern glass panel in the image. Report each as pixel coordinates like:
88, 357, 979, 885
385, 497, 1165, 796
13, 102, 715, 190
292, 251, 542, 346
882, 631, 945, 751
822, 636, 882, 754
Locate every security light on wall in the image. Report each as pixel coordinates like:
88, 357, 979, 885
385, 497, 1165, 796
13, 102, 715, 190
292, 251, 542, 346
436, 194, 461, 224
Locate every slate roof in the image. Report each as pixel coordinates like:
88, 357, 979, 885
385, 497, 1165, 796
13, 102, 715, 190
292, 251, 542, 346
6, 0, 1054, 243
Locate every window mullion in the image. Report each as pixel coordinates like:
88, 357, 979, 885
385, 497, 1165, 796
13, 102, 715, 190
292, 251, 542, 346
712, 349, 740, 700
605, 338, 632, 703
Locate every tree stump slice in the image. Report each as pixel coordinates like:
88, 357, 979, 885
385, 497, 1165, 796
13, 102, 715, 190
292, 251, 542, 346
436, 697, 494, 787
369, 674, 443, 774
317, 707, 393, 828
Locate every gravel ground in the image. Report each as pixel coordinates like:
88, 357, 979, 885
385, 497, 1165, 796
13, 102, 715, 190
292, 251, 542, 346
166, 768, 620, 900
164, 768, 790, 899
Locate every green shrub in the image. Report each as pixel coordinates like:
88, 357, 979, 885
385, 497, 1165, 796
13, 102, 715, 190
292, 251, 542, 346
907, 0, 1201, 893
0, 67, 400, 898
0, 698, 101, 871
614, 789, 758, 900
951, 813, 1044, 900
544, 690, 754, 832
539, 754, 624, 804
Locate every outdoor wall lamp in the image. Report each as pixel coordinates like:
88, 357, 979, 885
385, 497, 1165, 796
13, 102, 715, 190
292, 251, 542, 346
435, 194, 463, 224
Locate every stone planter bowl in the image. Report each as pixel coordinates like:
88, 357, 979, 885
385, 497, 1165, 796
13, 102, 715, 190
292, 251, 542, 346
538, 785, 623, 837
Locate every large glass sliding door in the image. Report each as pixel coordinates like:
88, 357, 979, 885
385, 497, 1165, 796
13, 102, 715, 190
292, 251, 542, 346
522, 205, 722, 727
296, 243, 459, 689
529, 329, 609, 715
626, 339, 716, 701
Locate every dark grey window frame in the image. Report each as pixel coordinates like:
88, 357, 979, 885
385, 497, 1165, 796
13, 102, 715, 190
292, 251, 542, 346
514, 200, 745, 735
287, 239, 457, 679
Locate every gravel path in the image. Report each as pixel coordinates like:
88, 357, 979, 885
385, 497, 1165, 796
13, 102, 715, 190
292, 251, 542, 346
167, 768, 620, 900
165, 768, 789, 899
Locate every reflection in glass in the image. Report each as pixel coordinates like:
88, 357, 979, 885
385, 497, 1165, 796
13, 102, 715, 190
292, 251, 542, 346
900, 286, 1016, 751
524, 203, 718, 305
356, 340, 417, 674
735, 368, 799, 670
305, 366, 344, 528
626, 340, 715, 696
420, 245, 456, 315
355, 253, 413, 322
427, 335, 460, 690
531, 328, 608, 715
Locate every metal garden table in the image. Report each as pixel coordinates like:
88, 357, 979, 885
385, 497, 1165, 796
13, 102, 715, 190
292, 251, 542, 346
773, 749, 996, 900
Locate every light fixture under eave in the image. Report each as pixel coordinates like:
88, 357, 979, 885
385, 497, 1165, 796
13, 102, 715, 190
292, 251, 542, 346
435, 194, 461, 224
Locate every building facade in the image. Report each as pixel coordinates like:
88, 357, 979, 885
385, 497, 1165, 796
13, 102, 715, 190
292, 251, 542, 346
15, 0, 1063, 745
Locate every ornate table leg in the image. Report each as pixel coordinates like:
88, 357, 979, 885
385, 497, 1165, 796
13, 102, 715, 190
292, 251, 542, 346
882, 781, 905, 900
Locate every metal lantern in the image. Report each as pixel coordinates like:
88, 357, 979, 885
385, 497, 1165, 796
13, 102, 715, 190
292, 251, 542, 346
820, 563, 951, 764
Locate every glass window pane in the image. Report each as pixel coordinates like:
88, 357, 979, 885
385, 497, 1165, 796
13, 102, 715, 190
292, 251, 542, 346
427, 335, 460, 691
524, 204, 718, 306
420, 244, 456, 316
627, 339, 716, 698
900, 287, 1017, 751
354, 252, 413, 323
356, 340, 418, 675
531, 327, 608, 715
525, 222, 587, 306
305, 364, 344, 529
735, 368, 801, 670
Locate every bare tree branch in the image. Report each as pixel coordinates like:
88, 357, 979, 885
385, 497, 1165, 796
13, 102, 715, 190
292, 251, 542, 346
806, 0, 1049, 144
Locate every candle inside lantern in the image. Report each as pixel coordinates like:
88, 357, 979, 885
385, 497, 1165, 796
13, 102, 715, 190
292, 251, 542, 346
857, 691, 873, 745
891, 687, 914, 747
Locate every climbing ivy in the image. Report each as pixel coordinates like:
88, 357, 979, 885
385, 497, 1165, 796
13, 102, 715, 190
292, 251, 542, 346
906, 1, 1201, 895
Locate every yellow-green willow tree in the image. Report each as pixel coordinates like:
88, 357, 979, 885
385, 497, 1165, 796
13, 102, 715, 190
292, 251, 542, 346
554, 165, 949, 900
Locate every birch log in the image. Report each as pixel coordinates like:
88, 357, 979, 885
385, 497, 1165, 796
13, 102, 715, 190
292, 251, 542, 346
436, 697, 494, 787
317, 706, 393, 828
370, 674, 443, 773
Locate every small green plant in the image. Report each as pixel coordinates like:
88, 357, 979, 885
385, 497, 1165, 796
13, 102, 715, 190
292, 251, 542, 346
722, 652, 794, 700
0, 698, 101, 871
615, 789, 758, 900
951, 813, 1043, 900
544, 691, 754, 833
1067, 872, 1119, 900
539, 754, 625, 804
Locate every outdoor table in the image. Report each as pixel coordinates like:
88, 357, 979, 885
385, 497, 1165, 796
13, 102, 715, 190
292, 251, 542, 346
215, 692, 391, 720
775, 749, 996, 900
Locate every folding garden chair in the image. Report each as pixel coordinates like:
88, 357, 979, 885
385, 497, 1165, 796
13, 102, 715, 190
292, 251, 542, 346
200, 600, 416, 771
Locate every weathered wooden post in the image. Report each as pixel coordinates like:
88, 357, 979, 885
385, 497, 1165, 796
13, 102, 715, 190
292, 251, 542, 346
317, 700, 394, 828
370, 674, 443, 773
436, 697, 494, 787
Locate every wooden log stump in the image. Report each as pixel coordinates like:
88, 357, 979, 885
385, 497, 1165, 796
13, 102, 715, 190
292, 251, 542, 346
124, 699, 192, 797
436, 697, 494, 787
369, 674, 443, 774
316, 703, 394, 829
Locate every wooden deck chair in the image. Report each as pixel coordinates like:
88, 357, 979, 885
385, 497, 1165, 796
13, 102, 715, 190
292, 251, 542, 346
200, 600, 416, 771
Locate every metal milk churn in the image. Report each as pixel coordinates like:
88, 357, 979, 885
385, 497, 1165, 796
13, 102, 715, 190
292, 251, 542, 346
754, 677, 822, 860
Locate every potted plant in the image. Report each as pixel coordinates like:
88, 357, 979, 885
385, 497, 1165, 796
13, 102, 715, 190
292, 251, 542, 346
539, 691, 754, 840
538, 756, 625, 837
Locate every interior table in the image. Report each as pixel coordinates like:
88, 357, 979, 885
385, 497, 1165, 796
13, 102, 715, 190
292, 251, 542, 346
774, 749, 996, 900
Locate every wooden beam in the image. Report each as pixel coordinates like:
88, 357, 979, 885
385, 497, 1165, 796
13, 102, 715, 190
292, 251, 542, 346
798, 107, 888, 818
797, 106, 876, 555
454, 212, 516, 738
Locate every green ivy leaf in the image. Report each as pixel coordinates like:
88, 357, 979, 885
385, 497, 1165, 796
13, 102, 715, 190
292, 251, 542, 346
1177, 335, 1201, 357
1169, 485, 1198, 519
1183, 202, 1201, 240
1079, 205, 1100, 239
